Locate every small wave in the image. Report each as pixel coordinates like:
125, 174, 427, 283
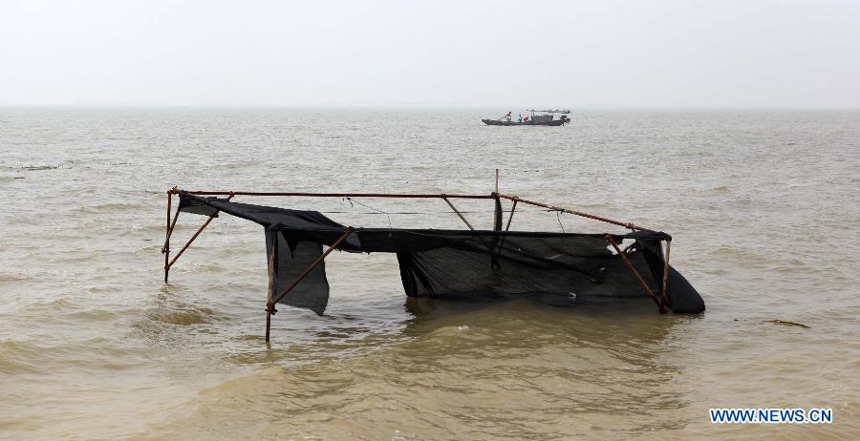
706, 246, 762, 262
138, 243, 165, 252
0, 341, 45, 374
77, 202, 146, 214
22, 165, 61, 171
423, 324, 487, 340
0, 273, 29, 283
145, 305, 227, 325
62, 309, 119, 321
136, 223, 173, 233
188, 262, 228, 273
765, 259, 824, 274
20, 161, 74, 171
701, 268, 728, 276
22, 297, 79, 312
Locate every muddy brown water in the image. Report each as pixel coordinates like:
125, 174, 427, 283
1, 108, 858, 439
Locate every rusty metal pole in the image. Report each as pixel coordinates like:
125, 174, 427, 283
167, 194, 234, 270
265, 310, 272, 343
504, 199, 518, 231
167, 217, 215, 269
164, 205, 181, 244
441, 196, 475, 231
661, 239, 672, 309
164, 192, 172, 283
498, 194, 650, 231
265, 246, 275, 343
179, 190, 495, 199
606, 235, 667, 314
495, 169, 499, 193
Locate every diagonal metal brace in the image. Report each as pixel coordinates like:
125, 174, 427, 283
265, 228, 355, 342
606, 235, 667, 314
441, 195, 475, 230
166, 193, 234, 270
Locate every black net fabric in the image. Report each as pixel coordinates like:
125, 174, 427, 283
179, 193, 705, 315
265, 230, 329, 316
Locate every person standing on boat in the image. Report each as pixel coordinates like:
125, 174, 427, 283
518, 114, 522, 122
504, 111, 512, 122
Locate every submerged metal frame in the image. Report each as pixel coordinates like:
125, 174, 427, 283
162, 179, 673, 343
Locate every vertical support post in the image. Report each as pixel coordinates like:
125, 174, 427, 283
265, 310, 272, 343
493, 170, 501, 230
164, 191, 172, 283
606, 235, 667, 314
265, 245, 276, 343
493, 198, 517, 266
661, 239, 672, 308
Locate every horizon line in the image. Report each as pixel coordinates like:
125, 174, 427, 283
2, 104, 859, 110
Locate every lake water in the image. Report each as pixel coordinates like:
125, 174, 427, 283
1, 108, 858, 440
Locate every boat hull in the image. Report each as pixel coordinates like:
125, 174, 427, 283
482, 118, 568, 126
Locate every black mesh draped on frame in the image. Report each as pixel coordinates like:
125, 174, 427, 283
178, 193, 705, 315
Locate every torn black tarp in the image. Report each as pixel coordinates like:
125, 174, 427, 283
178, 193, 705, 315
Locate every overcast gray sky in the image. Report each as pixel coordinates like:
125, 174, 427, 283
1, 0, 858, 107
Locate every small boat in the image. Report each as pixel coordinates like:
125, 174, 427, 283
483, 109, 571, 126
